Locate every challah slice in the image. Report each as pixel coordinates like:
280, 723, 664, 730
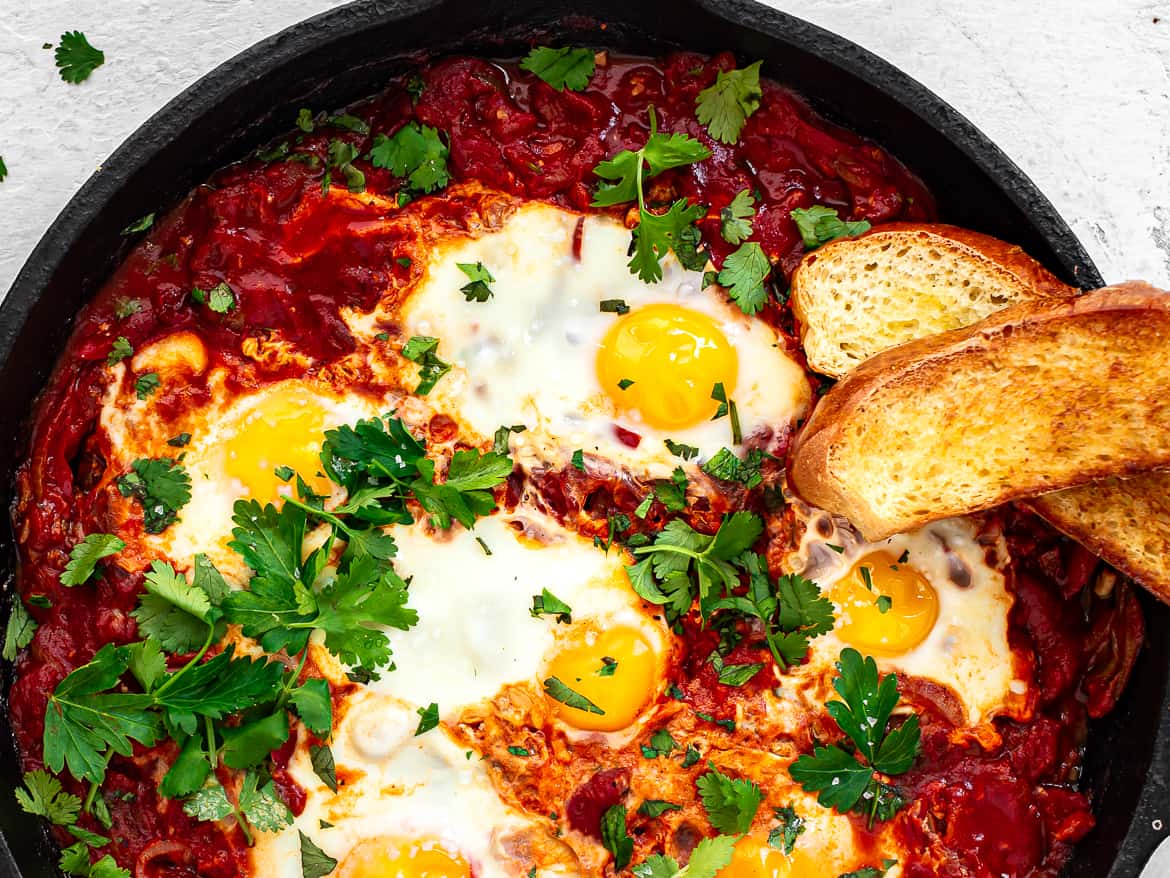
791, 223, 1076, 378
788, 282, 1170, 541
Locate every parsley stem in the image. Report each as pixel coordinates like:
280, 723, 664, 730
274, 649, 310, 712
151, 625, 215, 700
205, 714, 217, 772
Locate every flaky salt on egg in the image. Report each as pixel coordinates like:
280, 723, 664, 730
388, 202, 811, 478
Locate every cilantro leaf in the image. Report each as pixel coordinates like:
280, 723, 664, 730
696, 764, 762, 833
132, 560, 221, 654
695, 61, 763, 144
790, 206, 871, 249
16, 770, 82, 825
237, 772, 294, 832
3, 599, 37, 661
720, 189, 755, 244
134, 372, 160, 400
652, 467, 689, 512
191, 282, 236, 314
410, 449, 512, 530
531, 588, 573, 624
456, 262, 495, 302
600, 805, 634, 871
300, 830, 338, 878
324, 139, 365, 194
55, 31, 104, 84
717, 241, 770, 315
638, 799, 681, 818
182, 782, 234, 822
115, 458, 191, 534
60, 533, 124, 587
685, 835, 737, 878
543, 676, 604, 715
521, 46, 596, 91
368, 123, 450, 194
400, 335, 451, 395
44, 644, 162, 783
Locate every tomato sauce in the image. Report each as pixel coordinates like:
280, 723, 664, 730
7, 49, 1135, 878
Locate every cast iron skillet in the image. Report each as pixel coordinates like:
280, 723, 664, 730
1, 1, 1166, 875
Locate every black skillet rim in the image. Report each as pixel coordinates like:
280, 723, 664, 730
1, 1, 1166, 875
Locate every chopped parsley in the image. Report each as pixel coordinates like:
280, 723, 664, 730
701, 447, 765, 488
116, 458, 191, 534
300, 830, 338, 878
530, 588, 572, 624
640, 728, 677, 759
121, 213, 155, 235
60, 534, 124, 587
695, 60, 763, 144
652, 466, 689, 512
114, 298, 142, 318
789, 648, 921, 826
493, 424, 525, 454
55, 31, 105, 84
191, 282, 236, 313
571, 449, 586, 471
790, 206, 871, 249
600, 298, 630, 315
0, 157, 6, 183
310, 744, 338, 792
708, 652, 764, 687
617, 378, 636, 390
591, 107, 710, 283
597, 656, 618, 676
877, 595, 893, 614
709, 383, 742, 443
368, 122, 450, 195
135, 372, 161, 400
167, 433, 191, 448
600, 805, 634, 871
520, 46, 597, 91
414, 702, 439, 735
400, 335, 451, 395
323, 139, 365, 194
542, 676, 604, 715
637, 799, 681, 818
107, 336, 132, 365
664, 439, 699, 461
456, 261, 495, 302
507, 745, 530, 757
769, 806, 805, 855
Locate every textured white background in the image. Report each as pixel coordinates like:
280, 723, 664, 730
0, 0, 1167, 297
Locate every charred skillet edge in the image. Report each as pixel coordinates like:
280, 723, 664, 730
0, 0, 1157, 876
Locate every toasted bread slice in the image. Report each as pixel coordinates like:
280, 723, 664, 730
791, 223, 1076, 378
788, 282, 1170, 541
1025, 478, 1170, 603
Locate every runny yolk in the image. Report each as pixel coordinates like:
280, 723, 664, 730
222, 388, 335, 503
834, 551, 939, 656
544, 625, 658, 732
340, 837, 470, 878
724, 836, 820, 877
596, 303, 738, 430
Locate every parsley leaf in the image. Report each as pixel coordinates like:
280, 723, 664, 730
640, 728, 677, 759
3, 599, 37, 661
789, 648, 920, 825
400, 335, 451, 395
237, 772, 294, 832
720, 190, 755, 244
132, 559, 222, 654
60, 534, 124, 587
543, 676, 604, 715
300, 830, 338, 878
790, 206, 871, 249
695, 60, 763, 144
457, 261, 495, 302
368, 123, 450, 194
43, 644, 161, 783
290, 678, 333, 737
410, 449, 513, 530
415, 702, 439, 735
116, 458, 191, 534
521, 46, 596, 91
310, 743, 338, 792
717, 241, 770, 315
701, 447, 765, 488
191, 282, 236, 313
55, 31, 105, 84
591, 107, 711, 283
696, 763, 762, 833
493, 424, 525, 454
600, 805, 634, 871
531, 588, 573, 624
637, 799, 681, 818
664, 439, 699, 461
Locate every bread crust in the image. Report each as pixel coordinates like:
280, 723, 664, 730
788, 281, 1170, 541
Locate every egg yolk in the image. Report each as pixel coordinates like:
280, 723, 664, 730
340, 838, 470, 878
834, 551, 939, 656
222, 388, 334, 503
544, 625, 659, 732
724, 836, 820, 877
596, 304, 738, 430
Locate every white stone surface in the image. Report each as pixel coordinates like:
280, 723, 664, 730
0, 0, 1167, 297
